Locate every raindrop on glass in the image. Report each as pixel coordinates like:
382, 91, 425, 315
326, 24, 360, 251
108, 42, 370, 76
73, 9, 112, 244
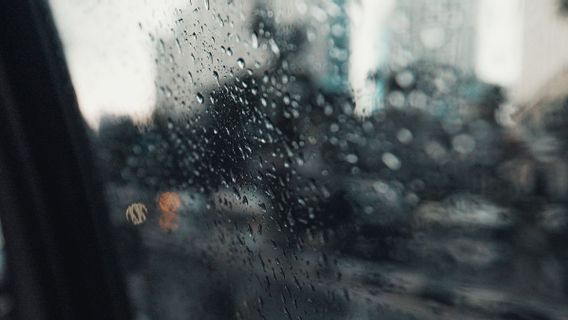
237, 58, 245, 69
196, 92, 204, 103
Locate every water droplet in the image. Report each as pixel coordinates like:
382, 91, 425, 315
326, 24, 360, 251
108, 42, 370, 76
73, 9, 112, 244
382, 152, 401, 170
175, 38, 182, 54
345, 154, 358, 164
452, 134, 476, 154
157, 39, 165, 54
251, 32, 259, 48
213, 71, 220, 84
237, 58, 245, 69
196, 93, 204, 103
269, 39, 280, 55
397, 128, 413, 144
396, 70, 415, 88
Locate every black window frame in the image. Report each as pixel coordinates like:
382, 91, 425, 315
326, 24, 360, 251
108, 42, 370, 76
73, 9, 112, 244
0, 1, 132, 319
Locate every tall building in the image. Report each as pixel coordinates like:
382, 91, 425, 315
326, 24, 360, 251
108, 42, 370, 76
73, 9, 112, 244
389, 0, 478, 71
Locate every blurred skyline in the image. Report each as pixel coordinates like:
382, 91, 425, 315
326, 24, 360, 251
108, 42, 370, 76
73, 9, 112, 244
49, 0, 568, 128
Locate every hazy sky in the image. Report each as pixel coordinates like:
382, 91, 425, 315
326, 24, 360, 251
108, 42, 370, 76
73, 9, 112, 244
49, 0, 185, 127
49, 0, 568, 128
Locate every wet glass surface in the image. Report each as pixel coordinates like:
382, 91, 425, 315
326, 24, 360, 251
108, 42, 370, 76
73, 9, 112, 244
49, 0, 568, 319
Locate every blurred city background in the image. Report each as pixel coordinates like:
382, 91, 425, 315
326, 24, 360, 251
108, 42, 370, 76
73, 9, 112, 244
38, 0, 568, 319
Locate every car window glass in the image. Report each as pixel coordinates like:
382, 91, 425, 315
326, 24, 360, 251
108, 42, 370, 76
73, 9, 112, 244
49, 0, 568, 319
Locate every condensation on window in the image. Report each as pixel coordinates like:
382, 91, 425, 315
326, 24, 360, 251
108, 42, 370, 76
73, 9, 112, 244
50, 0, 568, 319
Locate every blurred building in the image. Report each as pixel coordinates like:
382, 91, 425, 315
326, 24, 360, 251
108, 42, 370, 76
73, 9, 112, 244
390, 0, 478, 72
